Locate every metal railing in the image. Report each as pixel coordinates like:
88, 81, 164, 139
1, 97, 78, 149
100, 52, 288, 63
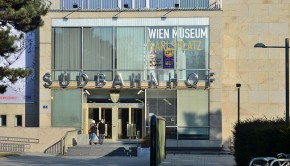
43, 0, 222, 11
44, 139, 63, 154
0, 136, 39, 152
0, 143, 30, 152
44, 130, 78, 155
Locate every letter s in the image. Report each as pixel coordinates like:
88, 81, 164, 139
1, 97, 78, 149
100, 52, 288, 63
43, 72, 52, 88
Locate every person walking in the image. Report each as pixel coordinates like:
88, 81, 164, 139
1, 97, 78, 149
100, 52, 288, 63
89, 120, 97, 145
98, 119, 105, 145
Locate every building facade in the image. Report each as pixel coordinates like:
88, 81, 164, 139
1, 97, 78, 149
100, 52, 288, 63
1, 0, 289, 150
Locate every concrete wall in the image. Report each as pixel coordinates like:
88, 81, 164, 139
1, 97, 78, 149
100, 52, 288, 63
0, 127, 75, 152
221, 1, 290, 147
0, 104, 39, 127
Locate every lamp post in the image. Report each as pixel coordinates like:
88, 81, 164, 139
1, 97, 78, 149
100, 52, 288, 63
236, 83, 241, 124
254, 38, 290, 125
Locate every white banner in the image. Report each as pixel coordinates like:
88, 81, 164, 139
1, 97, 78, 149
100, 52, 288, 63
0, 28, 35, 103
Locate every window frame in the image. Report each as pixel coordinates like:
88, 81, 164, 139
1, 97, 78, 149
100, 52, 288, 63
0, 115, 7, 127
15, 115, 22, 127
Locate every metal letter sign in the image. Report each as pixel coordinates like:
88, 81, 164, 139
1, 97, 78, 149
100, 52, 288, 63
167, 73, 177, 88
149, 73, 159, 88
112, 73, 124, 88
130, 73, 141, 88
186, 73, 198, 88
43, 72, 52, 88
77, 72, 88, 88
59, 72, 70, 88
42, 72, 200, 89
95, 73, 106, 88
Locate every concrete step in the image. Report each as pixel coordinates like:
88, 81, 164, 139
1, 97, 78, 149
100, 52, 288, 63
76, 134, 139, 146
76, 134, 89, 145
65, 144, 137, 157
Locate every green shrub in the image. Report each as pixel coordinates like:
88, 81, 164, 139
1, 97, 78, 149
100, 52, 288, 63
233, 118, 290, 166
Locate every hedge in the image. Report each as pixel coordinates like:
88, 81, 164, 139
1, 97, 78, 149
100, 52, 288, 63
233, 118, 290, 166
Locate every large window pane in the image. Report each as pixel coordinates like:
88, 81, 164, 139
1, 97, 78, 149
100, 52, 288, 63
52, 28, 81, 80
83, 27, 113, 80
177, 89, 209, 140
53, 28, 81, 70
176, 26, 209, 81
146, 89, 177, 139
147, 26, 176, 81
51, 25, 209, 83
116, 27, 145, 80
52, 89, 82, 129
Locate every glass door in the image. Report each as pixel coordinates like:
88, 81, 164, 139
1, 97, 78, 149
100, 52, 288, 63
118, 108, 129, 139
89, 108, 112, 139
88, 105, 144, 141
117, 108, 143, 140
132, 108, 142, 139
101, 108, 112, 139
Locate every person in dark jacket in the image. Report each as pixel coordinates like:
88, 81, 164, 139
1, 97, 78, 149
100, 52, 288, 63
98, 119, 105, 145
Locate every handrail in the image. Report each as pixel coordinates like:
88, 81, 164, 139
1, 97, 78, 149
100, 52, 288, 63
62, 129, 78, 154
44, 129, 78, 155
44, 139, 63, 154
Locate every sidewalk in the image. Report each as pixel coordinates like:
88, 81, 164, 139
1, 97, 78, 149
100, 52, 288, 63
161, 154, 235, 166
0, 152, 236, 166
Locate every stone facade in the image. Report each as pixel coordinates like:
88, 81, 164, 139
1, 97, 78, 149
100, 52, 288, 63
0, 1, 289, 151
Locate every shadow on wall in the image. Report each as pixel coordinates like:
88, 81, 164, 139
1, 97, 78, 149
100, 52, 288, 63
181, 109, 222, 145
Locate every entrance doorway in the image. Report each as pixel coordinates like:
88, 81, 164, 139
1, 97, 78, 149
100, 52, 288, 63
89, 108, 112, 139
118, 108, 142, 139
88, 105, 143, 141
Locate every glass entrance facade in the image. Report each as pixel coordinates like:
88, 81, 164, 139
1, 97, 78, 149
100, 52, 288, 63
50, 18, 213, 144
52, 25, 209, 82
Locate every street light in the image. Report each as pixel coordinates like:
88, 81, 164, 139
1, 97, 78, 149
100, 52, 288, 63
254, 38, 290, 125
236, 83, 241, 124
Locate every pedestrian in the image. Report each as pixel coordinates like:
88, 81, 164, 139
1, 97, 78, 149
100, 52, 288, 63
89, 120, 97, 145
98, 119, 105, 145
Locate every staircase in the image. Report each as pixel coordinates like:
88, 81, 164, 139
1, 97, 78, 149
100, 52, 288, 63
65, 142, 137, 157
